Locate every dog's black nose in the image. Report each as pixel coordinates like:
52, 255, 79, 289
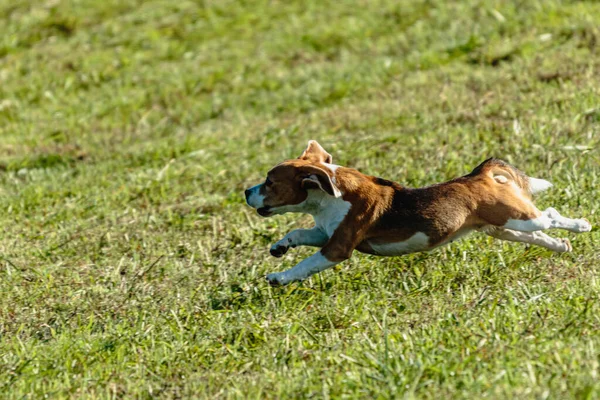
244, 189, 250, 199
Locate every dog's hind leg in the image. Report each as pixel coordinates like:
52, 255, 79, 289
503, 207, 592, 233
484, 227, 572, 252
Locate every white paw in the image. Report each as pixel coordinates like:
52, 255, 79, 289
266, 272, 290, 286
559, 238, 572, 253
578, 218, 592, 233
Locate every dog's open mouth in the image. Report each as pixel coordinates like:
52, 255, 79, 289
257, 207, 272, 217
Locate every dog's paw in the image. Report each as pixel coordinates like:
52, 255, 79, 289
266, 272, 288, 286
578, 218, 592, 233
269, 244, 289, 258
560, 238, 572, 252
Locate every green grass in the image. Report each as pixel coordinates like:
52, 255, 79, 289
1, 0, 599, 398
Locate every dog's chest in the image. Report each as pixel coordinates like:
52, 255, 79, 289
312, 198, 351, 238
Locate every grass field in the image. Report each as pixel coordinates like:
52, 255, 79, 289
1, 0, 599, 398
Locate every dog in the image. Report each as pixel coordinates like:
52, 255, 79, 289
245, 140, 592, 286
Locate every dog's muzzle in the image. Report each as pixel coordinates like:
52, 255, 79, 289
245, 184, 270, 216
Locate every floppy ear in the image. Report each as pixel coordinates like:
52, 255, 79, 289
299, 140, 333, 164
301, 166, 341, 198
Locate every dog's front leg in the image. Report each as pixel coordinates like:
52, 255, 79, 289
266, 250, 338, 286
270, 228, 329, 257
267, 224, 362, 286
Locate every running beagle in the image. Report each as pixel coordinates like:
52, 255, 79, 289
245, 141, 592, 286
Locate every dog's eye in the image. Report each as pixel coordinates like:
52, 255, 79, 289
265, 177, 273, 186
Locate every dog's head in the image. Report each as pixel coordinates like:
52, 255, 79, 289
245, 141, 342, 217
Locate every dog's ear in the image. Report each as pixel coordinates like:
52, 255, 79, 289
299, 140, 333, 164
301, 166, 341, 198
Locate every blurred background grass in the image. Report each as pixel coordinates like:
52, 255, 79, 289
0, 0, 599, 398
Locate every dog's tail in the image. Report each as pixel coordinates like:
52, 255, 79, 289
468, 158, 552, 196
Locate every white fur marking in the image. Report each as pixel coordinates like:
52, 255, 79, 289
505, 208, 592, 233
504, 216, 549, 232
272, 228, 328, 250
322, 162, 343, 190
246, 183, 265, 208
266, 251, 337, 285
486, 228, 571, 252
322, 163, 340, 174
528, 177, 553, 194
312, 194, 351, 237
369, 232, 431, 256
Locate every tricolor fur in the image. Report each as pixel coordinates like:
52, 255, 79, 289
245, 141, 592, 286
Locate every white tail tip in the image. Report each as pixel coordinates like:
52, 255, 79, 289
529, 177, 553, 194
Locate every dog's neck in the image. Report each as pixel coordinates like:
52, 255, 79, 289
303, 190, 352, 237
